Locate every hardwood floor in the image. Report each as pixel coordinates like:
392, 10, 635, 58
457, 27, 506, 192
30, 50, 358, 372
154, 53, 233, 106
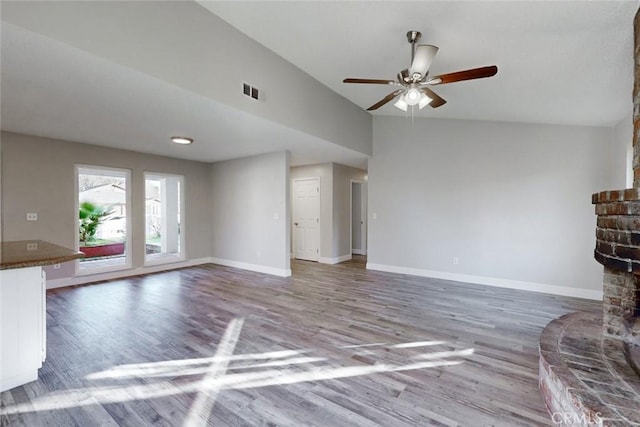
0, 257, 600, 426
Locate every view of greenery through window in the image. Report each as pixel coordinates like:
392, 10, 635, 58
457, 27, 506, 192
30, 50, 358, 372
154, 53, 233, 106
77, 168, 128, 269
76, 167, 182, 270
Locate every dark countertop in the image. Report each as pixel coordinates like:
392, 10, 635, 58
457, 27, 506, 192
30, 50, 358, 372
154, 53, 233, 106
0, 240, 84, 270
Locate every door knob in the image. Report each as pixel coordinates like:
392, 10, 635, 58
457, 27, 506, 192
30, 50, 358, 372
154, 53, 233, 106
294, 222, 299, 226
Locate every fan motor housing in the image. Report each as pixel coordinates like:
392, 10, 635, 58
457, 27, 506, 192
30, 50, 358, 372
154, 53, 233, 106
406, 31, 421, 43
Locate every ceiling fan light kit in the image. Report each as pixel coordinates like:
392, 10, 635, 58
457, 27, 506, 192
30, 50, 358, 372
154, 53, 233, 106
343, 30, 498, 112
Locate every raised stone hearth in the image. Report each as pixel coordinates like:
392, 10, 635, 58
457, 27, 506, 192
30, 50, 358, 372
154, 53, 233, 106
539, 311, 640, 426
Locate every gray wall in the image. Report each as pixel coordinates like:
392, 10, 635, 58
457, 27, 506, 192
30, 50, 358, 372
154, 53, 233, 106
210, 151, 290, 274
2, 1, 372, 156
612, 112, 633, 188
369, 116, 615, 295
1, 131, 212, 278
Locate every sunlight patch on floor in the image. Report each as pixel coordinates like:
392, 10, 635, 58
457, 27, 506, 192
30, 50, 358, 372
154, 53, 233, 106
1, 321, 475, 421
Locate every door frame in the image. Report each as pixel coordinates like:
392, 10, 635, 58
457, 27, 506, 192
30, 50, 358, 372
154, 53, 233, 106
350, 179, 367, 255
292, 176, 321, 261
75, 164, 133, 276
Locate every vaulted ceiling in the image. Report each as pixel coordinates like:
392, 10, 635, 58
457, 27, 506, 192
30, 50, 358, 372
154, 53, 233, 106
1, 1, 637, 170
204, 0, 636, 126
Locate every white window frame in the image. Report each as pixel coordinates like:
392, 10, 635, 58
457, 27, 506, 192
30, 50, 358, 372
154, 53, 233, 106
144, 172, 185, 266
75, 164, 132, 276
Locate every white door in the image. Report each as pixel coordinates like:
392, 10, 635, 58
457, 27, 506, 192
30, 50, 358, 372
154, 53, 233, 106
293, 178, 320, 261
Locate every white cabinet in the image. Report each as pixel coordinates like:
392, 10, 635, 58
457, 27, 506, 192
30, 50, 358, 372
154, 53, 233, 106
0, 266, 46, 392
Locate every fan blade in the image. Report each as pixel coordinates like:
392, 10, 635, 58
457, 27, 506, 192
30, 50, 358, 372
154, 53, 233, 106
421, 87, 446, 108
427, 65, 498, 85
343, 78, 396, 85
367, 89, 403, 111
410, 45, 438, 80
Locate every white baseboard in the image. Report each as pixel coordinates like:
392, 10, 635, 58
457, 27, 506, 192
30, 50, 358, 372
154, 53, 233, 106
352, 249, 367, 255
365, 263, 603, 300
210, 257, 291, 277
47, 257, 213, 290
319, 254, 352, 265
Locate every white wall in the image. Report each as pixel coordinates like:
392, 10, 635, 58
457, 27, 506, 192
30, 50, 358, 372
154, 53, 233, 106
368, 117, 615, 299
210, 151, 291, 276
612, 111, 633, 188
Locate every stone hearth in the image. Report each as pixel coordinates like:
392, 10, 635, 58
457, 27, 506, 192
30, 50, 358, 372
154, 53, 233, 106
539, 311, 640, 426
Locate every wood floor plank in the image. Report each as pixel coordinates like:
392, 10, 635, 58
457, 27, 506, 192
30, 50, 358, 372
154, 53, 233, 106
0, 257, 601, 426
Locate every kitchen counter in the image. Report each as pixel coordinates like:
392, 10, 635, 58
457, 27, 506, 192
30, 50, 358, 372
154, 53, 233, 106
0, 240, 83, 270
0, 240, 82, 392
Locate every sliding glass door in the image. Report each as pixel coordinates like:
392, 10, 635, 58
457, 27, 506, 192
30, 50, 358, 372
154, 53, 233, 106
145, 173, 184, 264
76, 165, 131, 273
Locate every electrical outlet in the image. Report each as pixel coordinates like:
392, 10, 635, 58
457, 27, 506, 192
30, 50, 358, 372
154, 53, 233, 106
372, 213, 377, 220
26, 213, 38, 221
53, 263, 61, 270
273, 213, 279, 220
26, 242, 39, 251
453, 257, 460, 265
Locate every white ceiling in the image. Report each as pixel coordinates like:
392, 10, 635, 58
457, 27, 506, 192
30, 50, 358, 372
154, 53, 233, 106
203, 0, 637, 126
1, 1, 638, 172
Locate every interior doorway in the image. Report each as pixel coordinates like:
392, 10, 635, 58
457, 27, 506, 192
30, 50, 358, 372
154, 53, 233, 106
351, 180, 367, 255
292, 177, 320, 261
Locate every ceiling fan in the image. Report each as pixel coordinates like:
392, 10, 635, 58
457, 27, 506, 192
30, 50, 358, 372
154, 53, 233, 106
343, 31, 498, 111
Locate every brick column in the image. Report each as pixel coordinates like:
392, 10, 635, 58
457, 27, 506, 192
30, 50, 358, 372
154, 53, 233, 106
593, 190, 640, 343
602, 267, 640, 342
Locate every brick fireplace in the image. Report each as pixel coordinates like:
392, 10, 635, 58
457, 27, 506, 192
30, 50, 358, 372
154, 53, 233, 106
537, 7, 640, 425
593, 191, 640, 346
589, 5, 640, 348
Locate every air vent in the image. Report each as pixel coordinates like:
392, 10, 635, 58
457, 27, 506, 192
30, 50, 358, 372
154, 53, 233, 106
243, 83, 260, 100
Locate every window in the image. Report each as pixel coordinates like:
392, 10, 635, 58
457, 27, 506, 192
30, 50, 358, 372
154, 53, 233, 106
145, 173, 184, 264
76, 165, 131, 274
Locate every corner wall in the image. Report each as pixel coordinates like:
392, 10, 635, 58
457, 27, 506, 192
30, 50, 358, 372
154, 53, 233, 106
333, 163, 367, 259
210, 151, 291, 276
368, 117, 615, 299
2, 1, 372, 157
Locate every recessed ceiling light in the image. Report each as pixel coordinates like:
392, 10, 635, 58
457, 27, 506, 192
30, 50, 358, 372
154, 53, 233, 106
171, 136, 193, 145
